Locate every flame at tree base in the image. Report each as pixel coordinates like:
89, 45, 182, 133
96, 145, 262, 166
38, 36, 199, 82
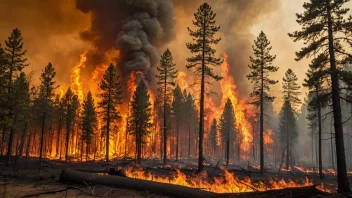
125, 167, 332, 193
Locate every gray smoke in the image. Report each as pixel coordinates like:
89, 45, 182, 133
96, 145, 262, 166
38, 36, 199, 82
76, 0, 175, 90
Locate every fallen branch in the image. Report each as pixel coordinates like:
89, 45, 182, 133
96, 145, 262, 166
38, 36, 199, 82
60, 168, 216, 198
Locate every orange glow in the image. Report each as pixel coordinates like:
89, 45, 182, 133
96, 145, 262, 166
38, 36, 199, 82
71, 52, 87, 103
124, 166, 328, 193
215, 53, 254, 159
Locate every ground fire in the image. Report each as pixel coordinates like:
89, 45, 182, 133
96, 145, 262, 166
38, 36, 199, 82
1, 0, 352, 197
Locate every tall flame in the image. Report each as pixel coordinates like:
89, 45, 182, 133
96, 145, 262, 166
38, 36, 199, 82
71, 52, 87, 103
217, 53, 254, 158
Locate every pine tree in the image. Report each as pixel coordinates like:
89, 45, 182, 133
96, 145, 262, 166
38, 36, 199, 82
53, 94, 65, 158
81, 91, 97, 161
38, 63, 57, 166
97, 64, 122, 162
171, 85, 183, 161
247, 31, 279, 174
128, 80, 152, 164
0, 44, 7, 154
2, 29, 28, 161
219, 99, 236, 166
156, 49, 177, 164
289, 0, 352, 192
282, 69, 302, 111
278, 100, 298, 170
304, 55, 330, 179
184, 92, 198, 158
281, 69, 301, 170
209, 118, 217, 157
63, 88, 79, 162
6, 72, 30, 165
186, 3, 223, 172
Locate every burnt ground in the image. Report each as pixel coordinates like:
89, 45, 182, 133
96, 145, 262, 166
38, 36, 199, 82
0, 157, 351, 198
0, 157, 167, 198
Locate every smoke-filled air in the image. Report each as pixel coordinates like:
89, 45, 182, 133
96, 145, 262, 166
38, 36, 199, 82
1, 0, 352, 197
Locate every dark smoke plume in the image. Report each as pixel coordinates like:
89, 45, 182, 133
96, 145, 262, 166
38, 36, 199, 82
76, 0, 175, 89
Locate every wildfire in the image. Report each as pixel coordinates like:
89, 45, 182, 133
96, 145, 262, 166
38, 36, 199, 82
217, 53, 254, 158
125, 166, 320, 193
71, 52, 87, 103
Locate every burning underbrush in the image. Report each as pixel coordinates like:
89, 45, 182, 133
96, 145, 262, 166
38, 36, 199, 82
124, 166, 333, 193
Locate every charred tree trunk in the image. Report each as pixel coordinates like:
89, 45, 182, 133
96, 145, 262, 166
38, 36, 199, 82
260, 55, 264, 174
315, 87, 324, 179
39, 112, 46, 166
197, 9, 207, 173
326, 0, 351, 192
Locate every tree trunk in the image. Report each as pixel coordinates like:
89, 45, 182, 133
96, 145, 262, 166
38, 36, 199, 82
39, 112, 46, 166
163, 74, 167, 165
60, 168, 216, 198
326, 0, 351, 192
106, 89, 111, 162
316, 87, 324, 179
65, 122, 70, 162
260, 56, 264, 174
197, 9, 207, 173
6, 128, 14, 166
176, 112, 179, 161
286, 107, 289, 171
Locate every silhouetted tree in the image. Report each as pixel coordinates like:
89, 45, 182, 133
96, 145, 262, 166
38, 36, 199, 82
2, 29, 28, 163
209, 118, 217, 157
63, 88, 78, 162
282, 69, 301, 169
156, 49, 177, 164
278, 100, 298, 170
128, 80, 152, 164
171, 85, 183, 161
304, 55, 330, 179
186, 3, 223, 172
219, 99, 236, 166
289, 0, 352, 192
7, 72, 30, 165
81, 91, 97, 161
37, 63, 57, 166
97, 64, 122, 162
247, 31, 278, 174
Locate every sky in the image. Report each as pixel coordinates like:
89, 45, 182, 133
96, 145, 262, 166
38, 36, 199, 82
0, 0, 351, 113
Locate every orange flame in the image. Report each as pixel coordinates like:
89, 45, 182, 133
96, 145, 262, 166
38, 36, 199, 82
125, 166, 325, 193
71, 52, 87, 103
216, 53, 254, 159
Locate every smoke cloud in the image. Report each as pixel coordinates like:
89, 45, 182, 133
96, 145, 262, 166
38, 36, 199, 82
76, 0, 175, 90
171, 0, 280, 98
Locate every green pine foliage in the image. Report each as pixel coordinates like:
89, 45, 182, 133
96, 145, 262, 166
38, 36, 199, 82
278, 100, 298, 170
97, 63, 123, 162
289, 0, 352, 191
156, 49, 177, 164
62, 87, 79, 162
186, 2, 222, 172
80, 91, 97, 161
282, 69, 302, 111
247, 31, 278, 174
128, 80, 152, 164
219, 99, 236, 166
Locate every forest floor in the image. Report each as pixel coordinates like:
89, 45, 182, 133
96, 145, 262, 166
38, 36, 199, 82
0, 157, 166, 198
0, 157, 350, 197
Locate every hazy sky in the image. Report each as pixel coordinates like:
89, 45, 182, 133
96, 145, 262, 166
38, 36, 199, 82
0, 0, 350, 113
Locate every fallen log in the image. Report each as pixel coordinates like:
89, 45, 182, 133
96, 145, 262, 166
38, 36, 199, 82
60, 169, 329, 198
59, 168, 216, 198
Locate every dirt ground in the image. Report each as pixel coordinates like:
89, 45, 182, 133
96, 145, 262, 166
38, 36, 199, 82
0, 158, 167, 198
0, 157, 350, 198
